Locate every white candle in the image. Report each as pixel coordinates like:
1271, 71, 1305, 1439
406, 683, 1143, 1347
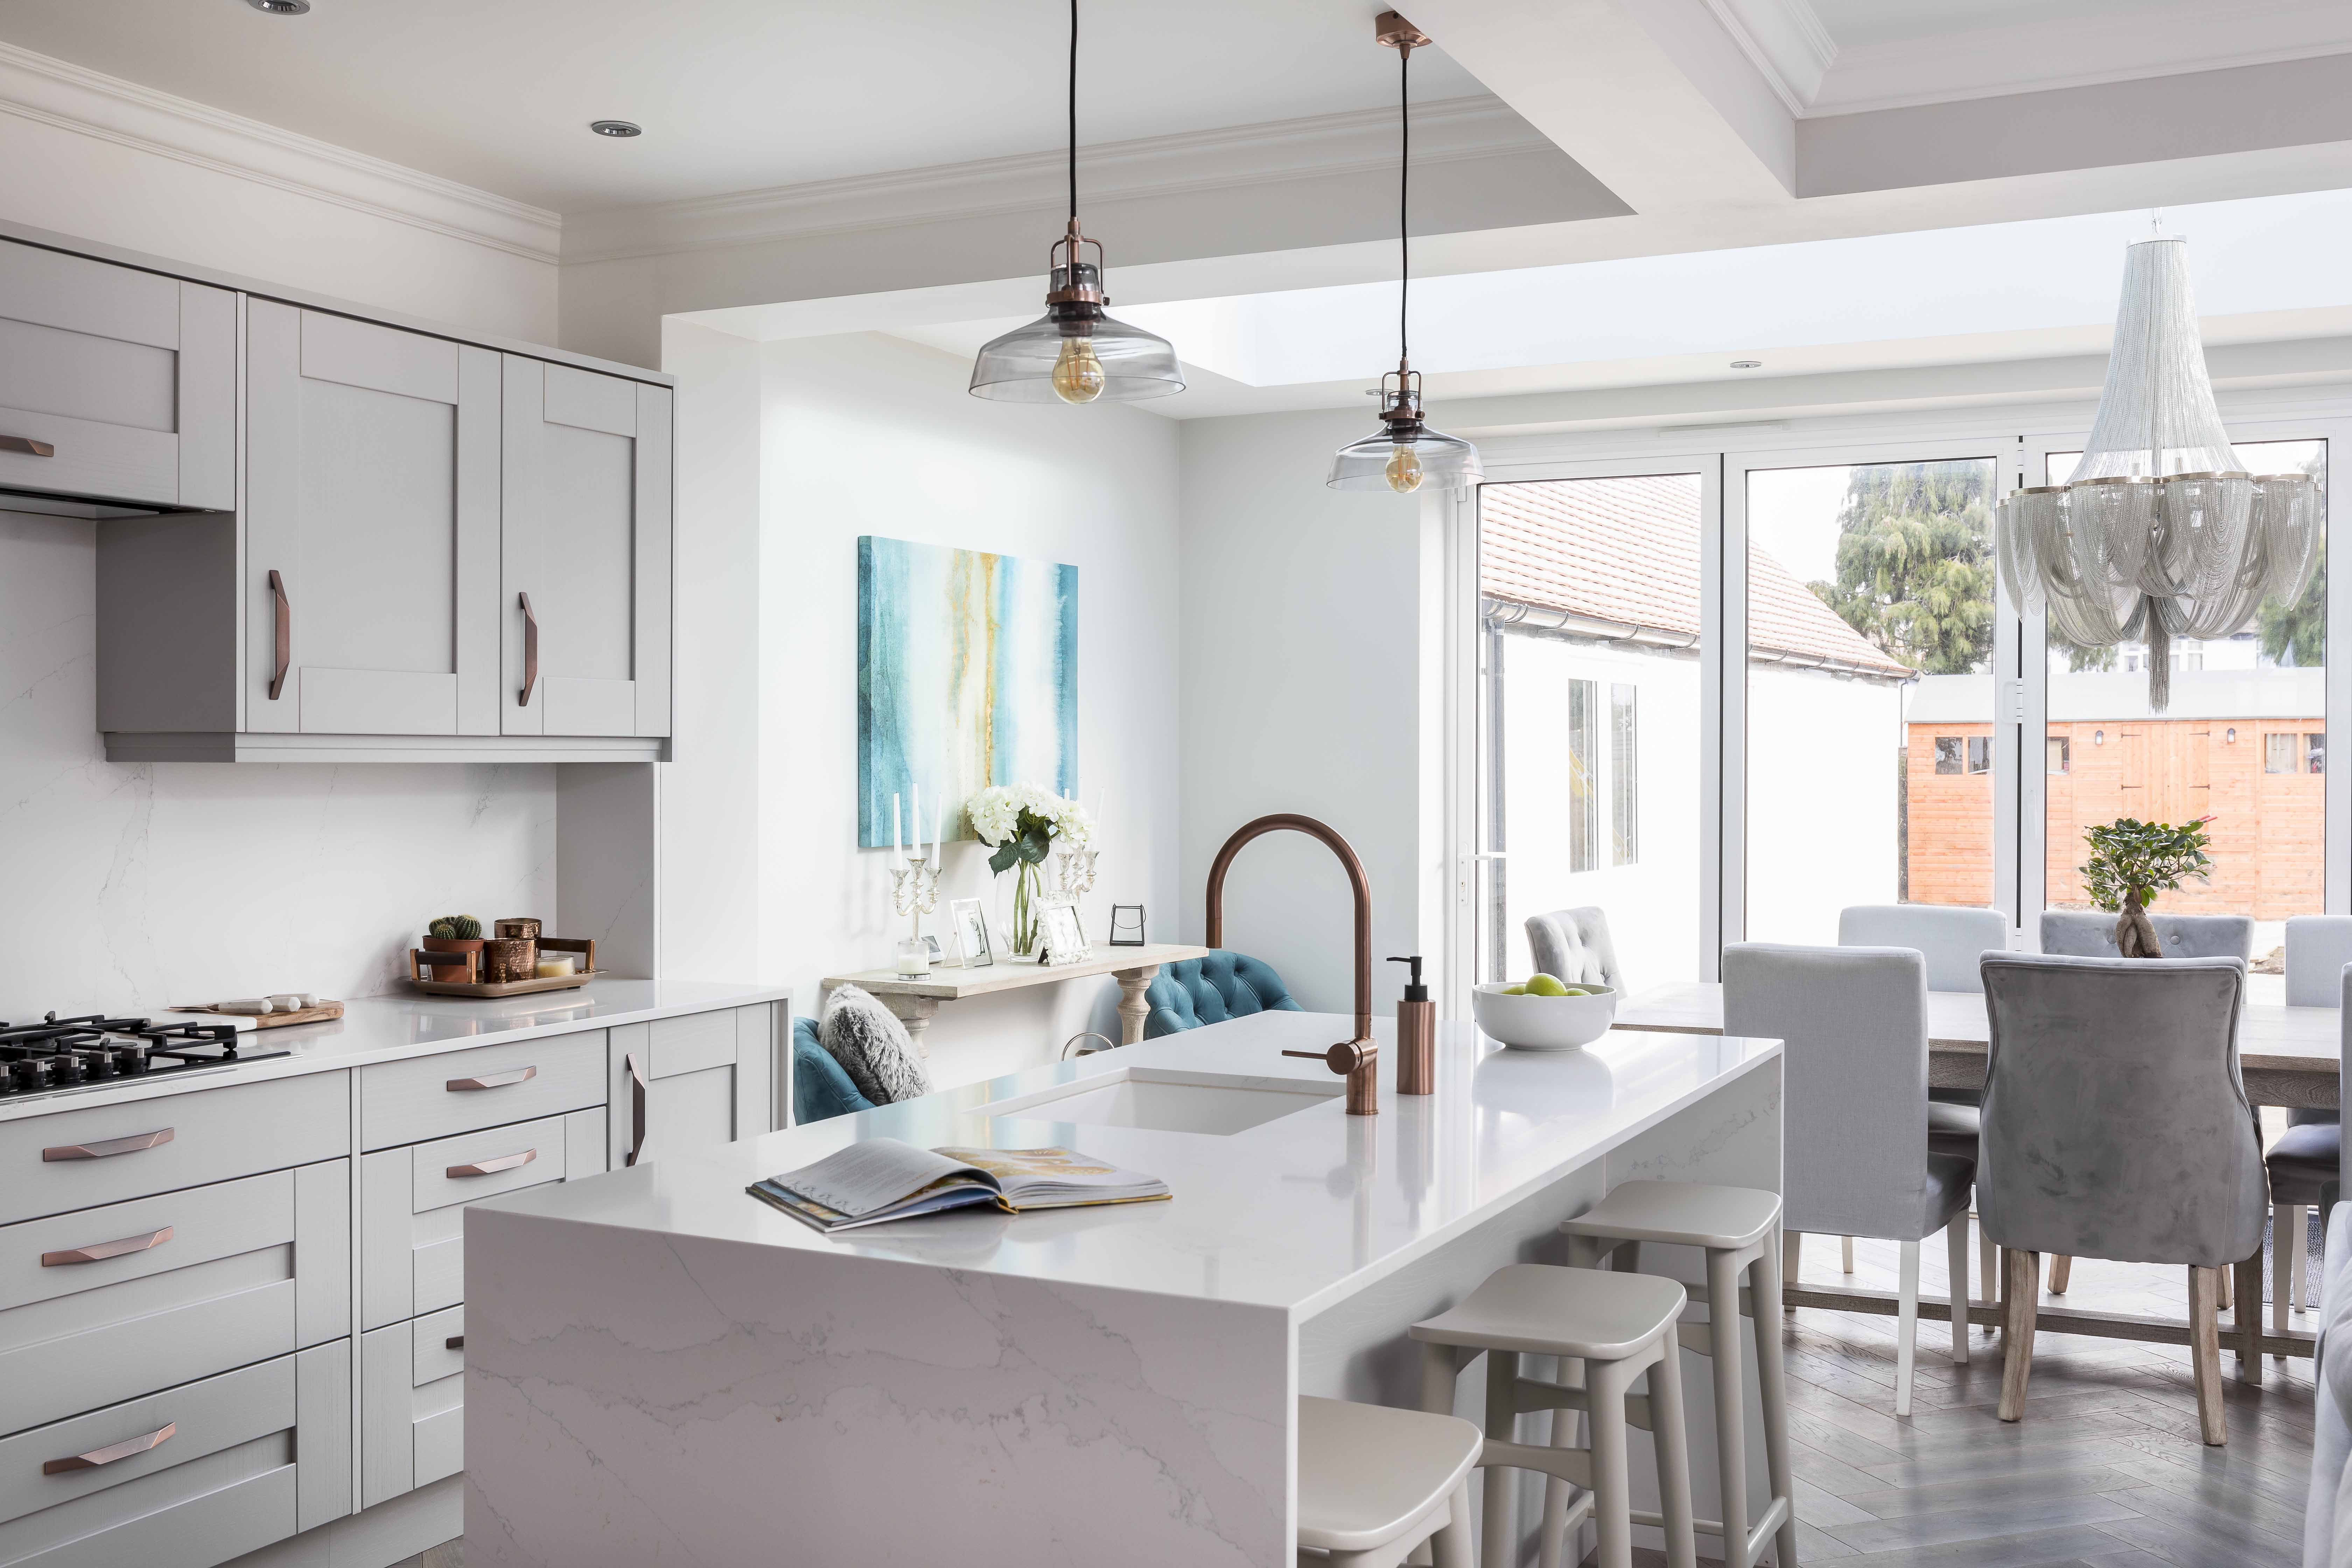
890, 792, 906, 870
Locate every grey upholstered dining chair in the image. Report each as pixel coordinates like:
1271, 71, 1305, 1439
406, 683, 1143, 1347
2040, 909, 2254, 961
2286, 916, 2352, 1008
1978, 952, 2264, 1444
1839, 904, 2008, 993
1724, 942, 1974, 1416
1525, 907, 1625, 992
2266, 953, 2350, 1338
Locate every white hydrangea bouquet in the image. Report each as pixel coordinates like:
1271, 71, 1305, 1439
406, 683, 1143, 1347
968, 784, 1094, 958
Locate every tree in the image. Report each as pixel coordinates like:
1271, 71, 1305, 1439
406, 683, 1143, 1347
1808, 461, 1996, 675
2258, 540, 2326, 667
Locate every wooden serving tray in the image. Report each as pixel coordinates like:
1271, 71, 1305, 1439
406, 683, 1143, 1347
170, 1000, 345, 1029
405, 937, 598, 998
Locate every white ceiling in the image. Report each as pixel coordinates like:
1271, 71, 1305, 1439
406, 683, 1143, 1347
1805, 0, 2175, 51
0, 0, 1486, 210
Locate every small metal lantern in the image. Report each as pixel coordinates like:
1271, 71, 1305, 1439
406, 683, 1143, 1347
1107, 904, 1147, 947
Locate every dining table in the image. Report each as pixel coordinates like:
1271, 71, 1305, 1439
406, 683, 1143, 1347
1616, 980, 2342, 1110
1615, 979, 2341, 1371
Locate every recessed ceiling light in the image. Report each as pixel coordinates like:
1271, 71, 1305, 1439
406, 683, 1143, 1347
1730, 359, 1762, 370
246, 0, 310, 13
589, 120, 643, 138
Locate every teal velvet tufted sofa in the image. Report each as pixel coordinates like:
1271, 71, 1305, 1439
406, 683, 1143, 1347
1143, 950, 1302, 1038
793, 1015, 876, 1125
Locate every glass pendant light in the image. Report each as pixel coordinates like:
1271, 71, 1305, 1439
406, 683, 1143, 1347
1329, 12, 1482, 493
968, 0, 1183, 404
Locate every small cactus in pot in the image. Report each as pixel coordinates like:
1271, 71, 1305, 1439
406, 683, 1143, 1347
420, 914, 488, 979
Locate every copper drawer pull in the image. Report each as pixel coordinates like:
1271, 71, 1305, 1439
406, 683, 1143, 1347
446, 1335, 465, 1350
42, 1226, 173, 1267
624, 1051, 646, 1167
518, 591, 538, 707
42, 1128, 174, 1162
447, 1065, 536, 1092
267, 570, 291, 701
446, 1148, 535, 1179
46, 1421, 174, 1475
0, 435, 55, 458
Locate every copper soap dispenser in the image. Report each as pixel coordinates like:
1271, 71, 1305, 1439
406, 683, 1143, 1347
1390, 954, 1435, 1094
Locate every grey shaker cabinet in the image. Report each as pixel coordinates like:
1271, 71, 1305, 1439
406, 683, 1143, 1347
0, 237, 234, 512
608, 1005, 778, 1169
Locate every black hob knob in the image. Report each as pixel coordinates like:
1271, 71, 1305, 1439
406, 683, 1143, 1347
48, 1055, 83, 1084
10, 1060, 46, 1091
113, 1046, 148, 1074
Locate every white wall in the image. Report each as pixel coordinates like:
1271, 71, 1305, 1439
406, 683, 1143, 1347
1176, 408, 1427, 1017
1744, 668, 1905, 945
0, 89, 566, 1016
755, 334, 1181, 1087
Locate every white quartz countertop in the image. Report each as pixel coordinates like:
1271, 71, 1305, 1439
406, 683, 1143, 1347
0, 979, 790, 1124
479, 1010, 1780, 1315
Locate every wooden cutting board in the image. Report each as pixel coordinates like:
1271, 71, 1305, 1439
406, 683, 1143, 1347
169, 1001, 345, 1029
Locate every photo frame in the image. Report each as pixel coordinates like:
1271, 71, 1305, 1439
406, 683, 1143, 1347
946, 897, 993, 969
1038, 897, 1091, 966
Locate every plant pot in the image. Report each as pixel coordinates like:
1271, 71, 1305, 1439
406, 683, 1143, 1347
419, 935, 485, 980
481, 937, 537, 984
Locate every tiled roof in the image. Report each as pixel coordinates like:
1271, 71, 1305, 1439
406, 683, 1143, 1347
1479, 472, 1914, 678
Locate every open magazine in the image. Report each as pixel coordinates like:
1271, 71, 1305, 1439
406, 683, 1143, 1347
748, 1137, 1170, 1234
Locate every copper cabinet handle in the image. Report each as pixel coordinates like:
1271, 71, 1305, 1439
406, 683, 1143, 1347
46, 1421, 174, 1475
42, 1128, 174, 1162
42, 1226, 173, 1267
0, 435, 55, 457
446, 1335, 465, 1350
518, 591, 538, 707
267, 570, 291, 701
447, 1065, 536, 1092
446, 1148, 536, 1179
625, 1051, 647, 1167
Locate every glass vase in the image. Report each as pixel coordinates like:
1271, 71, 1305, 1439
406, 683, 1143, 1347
998, 860, 1046, 959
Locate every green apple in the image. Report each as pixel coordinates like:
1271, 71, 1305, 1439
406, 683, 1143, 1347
1524, 973, 1570, 997
1501, 984, 1527, 995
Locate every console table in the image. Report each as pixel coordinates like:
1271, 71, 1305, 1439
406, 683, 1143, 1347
821, 943, 1210, 1052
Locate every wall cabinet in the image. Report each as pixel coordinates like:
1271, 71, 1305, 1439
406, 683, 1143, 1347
0, 238, 234, 513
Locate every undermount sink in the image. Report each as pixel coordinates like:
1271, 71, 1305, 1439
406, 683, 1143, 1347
979, 1067, 1341, 1136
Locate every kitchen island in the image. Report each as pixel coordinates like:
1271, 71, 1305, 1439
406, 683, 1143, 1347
463, 1010, 1780, 1567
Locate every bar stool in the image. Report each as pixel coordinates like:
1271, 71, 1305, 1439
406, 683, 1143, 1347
1562, 1183, 1796, 1568
1298, 1395, 1480, 1568
1410, 1264, 1698, 1568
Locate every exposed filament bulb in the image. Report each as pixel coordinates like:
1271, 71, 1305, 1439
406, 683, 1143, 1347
1052, 337, 1106, 404
1385, 442, 1424, 493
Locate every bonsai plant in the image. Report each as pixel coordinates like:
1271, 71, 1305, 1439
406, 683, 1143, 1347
2079, 816, 2213, 957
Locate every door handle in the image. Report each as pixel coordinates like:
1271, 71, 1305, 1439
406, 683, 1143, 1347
42, 1226, 173, 1267
42, 1128, 174, 1162
518, 591, 538, 707
46, 1421, 174, 1475
625, 1051, 647, 1167
446, 1148, 536, 1179
267, 570, 291, 700
0, 434, 55, 457
445, 1334, 465, 1350
446, 1065, 536, 1092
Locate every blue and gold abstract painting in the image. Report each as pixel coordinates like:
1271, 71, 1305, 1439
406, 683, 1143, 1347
858, 536, 1078, 847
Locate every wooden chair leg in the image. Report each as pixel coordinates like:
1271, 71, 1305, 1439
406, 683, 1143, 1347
2291, 1204, 2310, 1318
2233, 1251, 2263, 1386
2046, 1254, 2072, 1294
1432, 1480, 1475, 1568
1977, 1215, 1996, 1323
1996, 1249, 2039, 1421
1895, 1239, 1920, 1416
1945, 1218, 1970, 1365
2274, 1203, 2295, 1341
1841, 1234, 1855, 1273
2218, 1261, 2231, 1312
2189, 1266, 2227, 1445
1781, 1228, 1800, 1311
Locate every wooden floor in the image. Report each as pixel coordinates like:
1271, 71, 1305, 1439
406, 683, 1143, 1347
393, 1221, 2316, 1568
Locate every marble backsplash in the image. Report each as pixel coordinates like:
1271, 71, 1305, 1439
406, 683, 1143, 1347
0, 510, 556, 1017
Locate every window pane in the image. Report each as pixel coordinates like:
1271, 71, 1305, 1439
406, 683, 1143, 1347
1748, 458, 1998, 941
2047, 736, 2070, 774
2042, 439, 2327, 984
1478, 474, 1704, 985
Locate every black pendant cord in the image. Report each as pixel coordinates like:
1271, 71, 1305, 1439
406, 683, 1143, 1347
1068, 0, 1079, 225
1398, 42, 1410, 365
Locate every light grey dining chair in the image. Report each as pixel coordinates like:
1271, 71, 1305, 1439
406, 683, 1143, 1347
1724, 942, 1974, 1416
2266, 951, 2349, 1339
1525, 907, 1625, 992
1839, 904, 2008, 992
1979, 952, 2264, 1444
2040, 909, 2254, 960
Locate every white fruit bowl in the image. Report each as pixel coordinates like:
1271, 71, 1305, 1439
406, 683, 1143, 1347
1471, 982, 1618, 1051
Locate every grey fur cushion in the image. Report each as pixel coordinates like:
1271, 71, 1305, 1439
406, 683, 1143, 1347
820, 984, 932, 1105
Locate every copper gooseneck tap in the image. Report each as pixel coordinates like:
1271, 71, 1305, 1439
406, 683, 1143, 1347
1205, 814, 1377, 1115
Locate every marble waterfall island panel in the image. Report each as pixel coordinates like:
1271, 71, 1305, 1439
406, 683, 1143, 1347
858, 534, 1077, 847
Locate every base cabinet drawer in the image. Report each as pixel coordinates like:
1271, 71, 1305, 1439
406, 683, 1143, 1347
359, 1032, 606, 1152
360, 1319, 463, 1510
0, 1073, 349, 1227
360, 1109, 602, 1330
0, 1340, 348, 1567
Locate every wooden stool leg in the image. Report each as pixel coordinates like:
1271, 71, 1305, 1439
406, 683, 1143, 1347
1481, 1350, 1517, 1568
1997, 1249, 2039, 1421
1648, 1341, 1699, 1568
1535, 1356, 1583, 1568
1433, 1480, 1476, 1568
1704, 1248, 1751, 1564
1586, 1357, 1635, 1568
1748, 1240, 1799, 1568
2189, 1266, 2227, 1445
2233, 1251, 2263, 1386
1420, 1341, 1463, 1416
